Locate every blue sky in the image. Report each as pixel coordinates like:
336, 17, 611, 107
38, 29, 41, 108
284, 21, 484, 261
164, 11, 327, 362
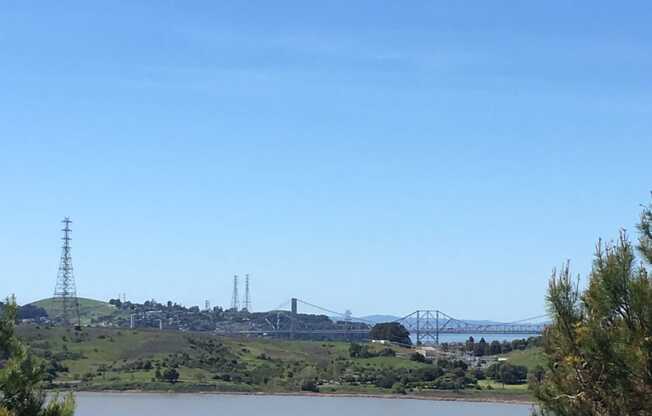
1, 1, 651, 320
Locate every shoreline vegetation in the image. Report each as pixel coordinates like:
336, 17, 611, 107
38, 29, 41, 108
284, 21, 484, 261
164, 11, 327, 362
58, 389, 535, 405
14, 324, 540, 407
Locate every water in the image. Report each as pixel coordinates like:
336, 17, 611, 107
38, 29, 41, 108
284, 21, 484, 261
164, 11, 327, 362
75, 392, 533, 416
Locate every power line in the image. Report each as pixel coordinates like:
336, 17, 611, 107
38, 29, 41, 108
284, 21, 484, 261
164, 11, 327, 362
296, 299, 375, 324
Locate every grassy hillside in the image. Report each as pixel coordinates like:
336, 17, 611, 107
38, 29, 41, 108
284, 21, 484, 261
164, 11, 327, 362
16, 326, 416, 391
30, 297, 124, 325
14, 326, 535, 402
502, 347, 547, 371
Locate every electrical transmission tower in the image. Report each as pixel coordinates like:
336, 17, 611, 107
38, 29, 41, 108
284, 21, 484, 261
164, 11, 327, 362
53, 217, 81, 327
231, 275, 240, 311
243, 274, 251, 312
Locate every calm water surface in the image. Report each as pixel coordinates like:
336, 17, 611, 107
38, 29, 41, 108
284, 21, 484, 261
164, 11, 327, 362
75, 393, 532, 416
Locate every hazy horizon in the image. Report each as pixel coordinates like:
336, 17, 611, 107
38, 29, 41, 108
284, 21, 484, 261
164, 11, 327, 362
2, 1, 652, 320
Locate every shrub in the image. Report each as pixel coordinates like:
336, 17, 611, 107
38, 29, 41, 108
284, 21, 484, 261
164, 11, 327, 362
409, 352, 428, 363
378, 348, 396, 357
374, 374, 397, 389
300, 380, 319, 392
161, 368, 180, 384
392, 383, 407, 394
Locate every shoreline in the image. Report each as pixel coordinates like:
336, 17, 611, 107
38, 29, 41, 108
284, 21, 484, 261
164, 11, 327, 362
64, 388, 535, 406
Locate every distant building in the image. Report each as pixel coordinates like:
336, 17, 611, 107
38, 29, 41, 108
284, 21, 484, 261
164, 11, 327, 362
415, 346, 438, 358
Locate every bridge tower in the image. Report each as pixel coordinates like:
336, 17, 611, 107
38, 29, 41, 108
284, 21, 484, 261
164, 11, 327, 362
289, 298, 299, 339
398, 310, 442, 345
414, 310, 440, 345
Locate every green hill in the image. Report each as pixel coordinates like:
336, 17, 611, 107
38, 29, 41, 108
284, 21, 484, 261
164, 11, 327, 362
502, 346, 547, 370
30, 297, 123, 325
13, 326, 533, 401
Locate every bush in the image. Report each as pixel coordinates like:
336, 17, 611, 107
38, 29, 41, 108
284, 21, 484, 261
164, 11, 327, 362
348, 343, 377, 358
409, 352, 428, 363
378, 348, 396, 357
300, 380, 319, 392
472, 367, 485, 380
162, 368, 180, 384
499, 363, 527, 384
415, 366, 443, 382
392, 383, 407, 394
433, 374, 464, 390
487, 362, 527, 384
374, 374, 397, 389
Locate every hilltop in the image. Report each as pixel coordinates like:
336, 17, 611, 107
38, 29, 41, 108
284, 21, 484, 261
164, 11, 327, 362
27, 297, 369, 339
29, 297, 126, 325
27, 297, 515, 331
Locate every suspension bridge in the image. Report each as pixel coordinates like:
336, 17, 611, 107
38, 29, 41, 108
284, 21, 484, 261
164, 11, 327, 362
216, 298, 548, 344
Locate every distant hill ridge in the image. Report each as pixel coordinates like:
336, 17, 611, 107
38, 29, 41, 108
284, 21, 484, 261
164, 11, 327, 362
28, 297, 505, 327
30, 297, 121, 325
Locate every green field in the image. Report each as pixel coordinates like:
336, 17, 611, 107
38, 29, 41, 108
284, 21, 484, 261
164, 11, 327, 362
30, 297, 125, 325
17, 326, 423, 392
502, 347, 547, 370
16, 324, 540, 402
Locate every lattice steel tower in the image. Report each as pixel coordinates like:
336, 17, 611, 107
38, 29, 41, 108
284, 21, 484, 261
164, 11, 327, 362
243, 274, 251, 312
231, 275, 240, 311
53, 217, 81, 327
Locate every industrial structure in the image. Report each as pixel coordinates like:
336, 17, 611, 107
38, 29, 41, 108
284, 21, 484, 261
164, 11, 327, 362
243, 274, 251, 311
230, 273, 252, 312
396, 310, 547, 344
220, 297, 547, 344
231, 274, 239, 311
53, 217, 81, 327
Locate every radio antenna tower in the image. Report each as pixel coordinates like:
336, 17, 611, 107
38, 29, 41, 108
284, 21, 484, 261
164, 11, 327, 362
243, 274, 251, 312
231, 275, 239, 311
53, 217, 81, 327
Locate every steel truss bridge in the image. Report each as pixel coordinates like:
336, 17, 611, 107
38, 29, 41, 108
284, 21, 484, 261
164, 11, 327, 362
219, 298, 547, 344
395, 310, 547, 344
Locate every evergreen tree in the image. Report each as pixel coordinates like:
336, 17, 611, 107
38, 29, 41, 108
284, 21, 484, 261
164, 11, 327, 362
473, 337, 488, 356
638, 194, 652, 263
368, 323, 411, 345
532, 197, 652, 415
465, 336, 475, 352
0, 298, 75, 416
162, 368, 179, 384
489, 340, 502, 355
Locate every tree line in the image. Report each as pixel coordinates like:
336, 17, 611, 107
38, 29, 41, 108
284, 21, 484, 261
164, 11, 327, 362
463, 336, 541, 357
